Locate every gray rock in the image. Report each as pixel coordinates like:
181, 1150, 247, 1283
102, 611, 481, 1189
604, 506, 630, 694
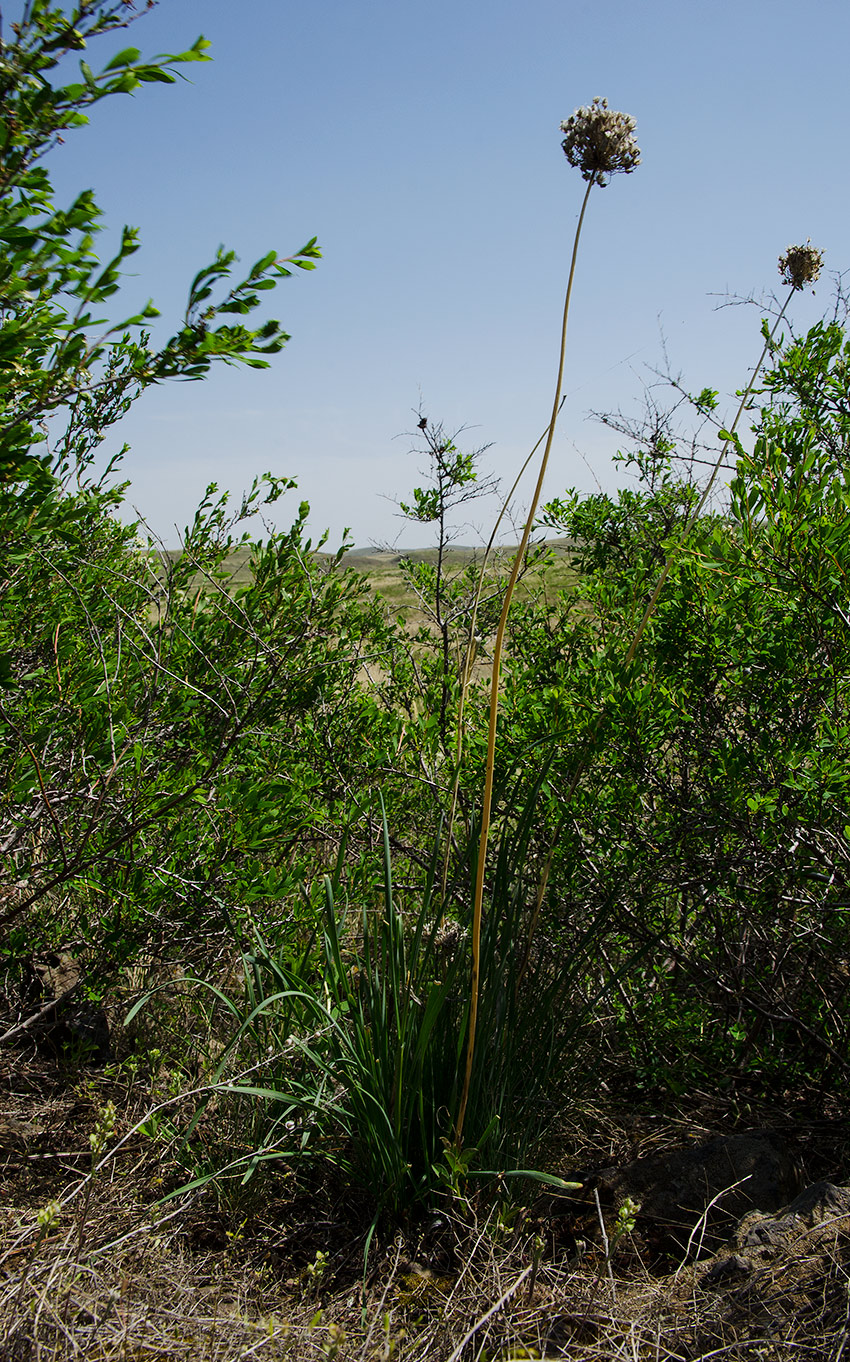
699, 1181, 850, 1290
700, 1252, 753, 1287
734, 1180, 850, 1252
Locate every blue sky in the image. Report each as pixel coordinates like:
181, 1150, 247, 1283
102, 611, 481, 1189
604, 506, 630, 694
43, 0, 849, 548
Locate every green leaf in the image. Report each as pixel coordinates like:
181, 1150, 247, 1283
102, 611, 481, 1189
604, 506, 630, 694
102, 47, 142, 71
137, 69, 177, 85
475, 1170, 584, 1189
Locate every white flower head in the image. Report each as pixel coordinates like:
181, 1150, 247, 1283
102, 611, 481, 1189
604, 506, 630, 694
778, 242, 824, 291
560, 97, 640, 186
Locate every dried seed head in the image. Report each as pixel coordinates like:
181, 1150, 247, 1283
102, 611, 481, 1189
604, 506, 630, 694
560, 96, 640, 186
778, 242, 824, 291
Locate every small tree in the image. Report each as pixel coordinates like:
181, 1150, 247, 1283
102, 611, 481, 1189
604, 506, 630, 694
394, 417, 499, 749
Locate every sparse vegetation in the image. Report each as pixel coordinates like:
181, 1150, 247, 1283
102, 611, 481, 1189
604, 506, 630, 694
1, 6, 849, 1360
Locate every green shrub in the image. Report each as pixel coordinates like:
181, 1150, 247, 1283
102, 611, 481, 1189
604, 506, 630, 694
505, 319, 850, 1092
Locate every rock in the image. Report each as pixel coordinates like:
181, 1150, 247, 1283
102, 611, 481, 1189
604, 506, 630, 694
28, 951, 111, 1063
700, 1252, 753, 1286
734, 1180, 850, 1253
595, 1130, 800, 1260
32, 950, 82, 1001
699, 1181, 850, 1292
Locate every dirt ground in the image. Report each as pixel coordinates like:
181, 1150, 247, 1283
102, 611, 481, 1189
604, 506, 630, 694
1, 1042, 848, 1362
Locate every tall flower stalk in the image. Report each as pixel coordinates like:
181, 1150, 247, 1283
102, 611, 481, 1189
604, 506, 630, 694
454, 99, 640, 1144
439, 398, 565, 903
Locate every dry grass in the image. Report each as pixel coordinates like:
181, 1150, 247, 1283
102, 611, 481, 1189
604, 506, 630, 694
3, 1183, 849, 1360
2, 1048, 848, 1362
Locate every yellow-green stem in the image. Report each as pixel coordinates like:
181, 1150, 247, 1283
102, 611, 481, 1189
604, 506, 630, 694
454, 178, 594, 1146
439, 399, 565, 903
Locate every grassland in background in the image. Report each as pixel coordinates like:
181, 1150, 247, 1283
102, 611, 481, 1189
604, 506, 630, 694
155, 540, 579, 625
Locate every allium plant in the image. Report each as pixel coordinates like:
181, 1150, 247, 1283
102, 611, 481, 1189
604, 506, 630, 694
779, 241, 824, 291
455, 99, 640, 1142
560, 96, 641, 185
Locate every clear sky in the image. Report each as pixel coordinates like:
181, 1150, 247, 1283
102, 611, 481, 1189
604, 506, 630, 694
42, 0, 849, 549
